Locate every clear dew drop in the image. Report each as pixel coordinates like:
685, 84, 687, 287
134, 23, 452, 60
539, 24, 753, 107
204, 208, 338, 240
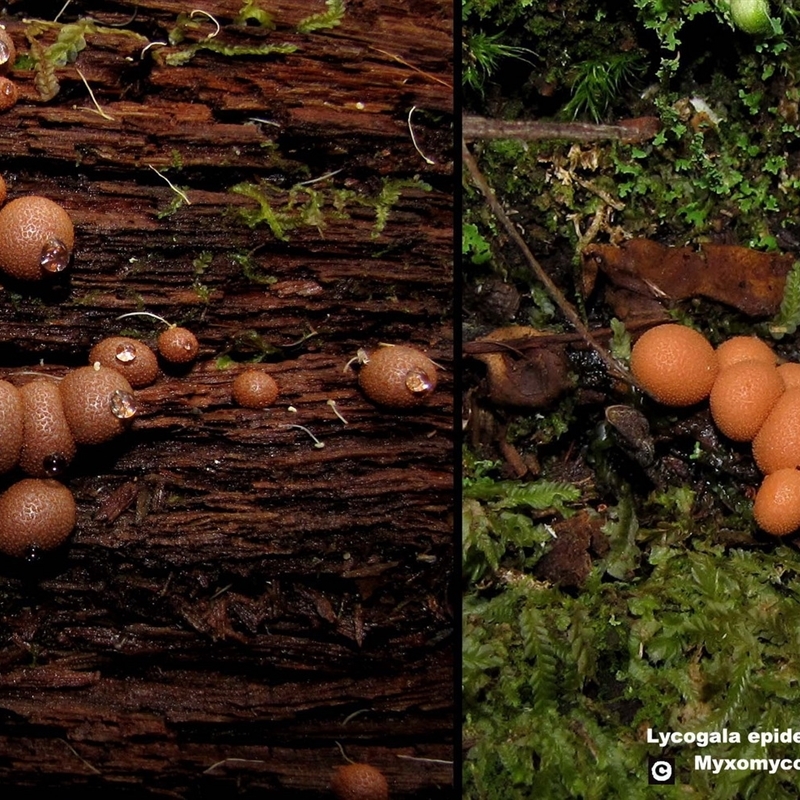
405, 369, 433, 395
0, 41, 10, 67
110, 390, 137, 420
43, 453, 68, 477
40, 237, 70, 273
115, 342, 137, 363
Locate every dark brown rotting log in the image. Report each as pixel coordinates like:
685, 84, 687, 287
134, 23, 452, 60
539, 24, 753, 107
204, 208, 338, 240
0, 2, 453, 797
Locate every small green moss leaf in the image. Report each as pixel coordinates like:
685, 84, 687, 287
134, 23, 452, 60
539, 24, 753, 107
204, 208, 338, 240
297, 0, 346, 34
769, 259, 800, 339
236, 0, 275, 28
165, 41, 297, 66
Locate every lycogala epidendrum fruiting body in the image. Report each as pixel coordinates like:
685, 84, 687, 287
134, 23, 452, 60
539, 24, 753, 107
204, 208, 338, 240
0, 478, 77, 558
0, 195, 74, 279
630, 324, 718, 406
357, 344, 438, 409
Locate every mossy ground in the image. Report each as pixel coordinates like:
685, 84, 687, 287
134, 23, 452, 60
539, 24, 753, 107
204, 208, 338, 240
464, 2, 800, 797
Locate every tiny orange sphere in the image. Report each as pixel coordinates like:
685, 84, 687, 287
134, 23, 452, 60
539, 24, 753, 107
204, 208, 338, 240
754, 468, 800, 536
715, 336, 776, 370
0, 379, 22, 473
0, 75, 17, 112
709, 360, 784, 441
232, 369, 279, 409
753, 388, 800, 474
158, 326, 199, 365
18, 378, 76, 478
330, 763, 389, 800
630, 324, 717, 406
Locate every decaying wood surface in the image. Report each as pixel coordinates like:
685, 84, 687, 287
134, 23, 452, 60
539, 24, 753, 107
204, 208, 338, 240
0, 1, 453, 796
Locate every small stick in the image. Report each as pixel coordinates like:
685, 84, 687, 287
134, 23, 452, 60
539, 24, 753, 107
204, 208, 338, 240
203, 758, 265, 775
462, 138, 633, 385
75, 68, 115, 121
462, 115, 660, 143
407, 106, 435, 165
370, 46, 453, 89
117, 311, 173, 327
395, 754, 454, 765
147, 165, 191, 205
53, 0, 72, 22
334, 741, 355, 764
342, 708, 369, 725
296, 169, 343, 186
189, 9, 221, 39
283, 424, 325, 448
141, 41, 168, 58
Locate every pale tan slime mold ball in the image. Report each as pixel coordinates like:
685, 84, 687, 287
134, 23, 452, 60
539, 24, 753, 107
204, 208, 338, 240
18, 378, 76, 478
0, 196, 74, 280
330, 763, 389, 800
89, 336, 159, 388
630, 324, 718, 406
0, 479, 76, 558
0, 379, 23, 473
358, 345, 438, 409
59, 364, 136, 445
232, 369, 279, 409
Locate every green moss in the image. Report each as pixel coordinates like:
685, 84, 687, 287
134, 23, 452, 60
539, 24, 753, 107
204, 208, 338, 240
230, 182, 290, 240
229, 176, 431, 240
230, 252, 278, 285
164, 40, 297, 66
297, 0, 346, 33
769, 259, 800, 339
235, 0, 275, 28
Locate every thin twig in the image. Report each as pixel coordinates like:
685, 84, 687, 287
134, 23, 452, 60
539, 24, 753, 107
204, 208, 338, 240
296, 169, 343, 186
190, 9, 221, 39
407, 106, 435, 165
334, 740, 355, 764
395, 754, 454, 765
53, 0, 72, 22
203, 758, 265, 774
283, 424, 325, 448
59, 739, 101, 774
461, 138, 633, 385
462, 115, 660, 143
147, 165, 191, 205
370, 46, 453, 89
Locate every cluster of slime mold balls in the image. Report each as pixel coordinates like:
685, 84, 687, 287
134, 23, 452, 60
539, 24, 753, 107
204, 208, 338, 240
0, 186, 439, 560
630, 323, 800, 537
